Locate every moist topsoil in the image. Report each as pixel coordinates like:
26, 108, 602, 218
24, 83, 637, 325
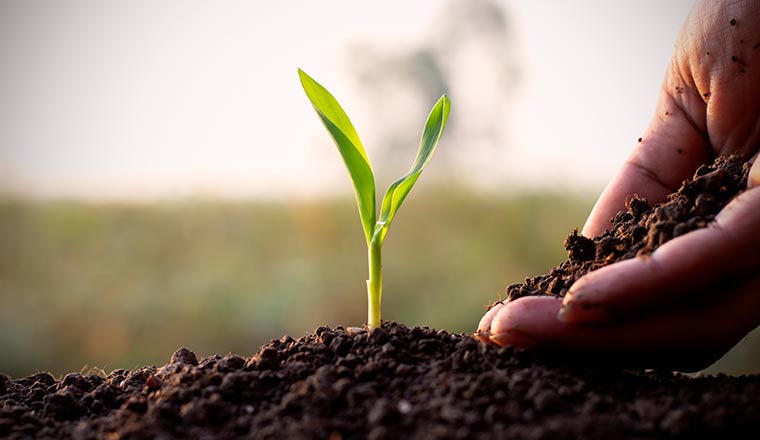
2, 155, 759, 440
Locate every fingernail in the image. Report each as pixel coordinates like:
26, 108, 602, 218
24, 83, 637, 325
489, 329, 540, 348
749, 156, 760, 189
561, 289, 585, 307
557, 305, 568, 321
474, 329, 492, 343
558, 301, 612, 324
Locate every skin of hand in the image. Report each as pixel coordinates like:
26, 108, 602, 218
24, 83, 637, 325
477, 0, 760, 372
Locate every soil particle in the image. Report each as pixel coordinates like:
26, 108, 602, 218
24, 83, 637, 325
171, 347, 199, 365
44, 390, 86, 420
564, 229, 595, 262
0, 374, 9, 396
58, 373, 92, 391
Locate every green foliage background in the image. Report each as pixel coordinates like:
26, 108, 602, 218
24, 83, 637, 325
1, 189, 759, 377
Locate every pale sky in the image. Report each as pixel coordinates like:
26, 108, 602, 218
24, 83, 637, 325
0, 0, 694, 200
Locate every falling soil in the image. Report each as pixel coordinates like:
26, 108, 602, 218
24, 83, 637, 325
2, 155, 759, 439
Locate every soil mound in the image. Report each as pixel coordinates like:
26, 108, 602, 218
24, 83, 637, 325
2, 155, 758, 439
2, 324, 760, 439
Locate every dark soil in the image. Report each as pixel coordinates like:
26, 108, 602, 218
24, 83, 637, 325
2, 155, 759, 439
505, 154, 750, 302
3, 326, 760, 440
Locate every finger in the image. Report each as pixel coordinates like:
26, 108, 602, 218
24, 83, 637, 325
563, 185, 760, 324
749, 154, 760, 189
488, 296, 564, 347
489, 276, 760, 372
475, 301, 505, 342
582, 66, 712, 237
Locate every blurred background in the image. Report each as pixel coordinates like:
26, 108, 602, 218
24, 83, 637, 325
2, 0, 759, 377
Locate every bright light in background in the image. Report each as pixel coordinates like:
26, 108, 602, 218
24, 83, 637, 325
510, 1, 693, 189
0, 0, 694, 200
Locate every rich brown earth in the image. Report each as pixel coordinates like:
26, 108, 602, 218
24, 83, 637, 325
2, 155, 758, 439
2, 327, 760, 440
505, 154, 750, 302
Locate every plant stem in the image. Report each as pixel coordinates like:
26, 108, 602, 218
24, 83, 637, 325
367, 238, 382, 329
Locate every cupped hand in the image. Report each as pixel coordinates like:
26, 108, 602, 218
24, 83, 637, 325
477, 0, 760, 372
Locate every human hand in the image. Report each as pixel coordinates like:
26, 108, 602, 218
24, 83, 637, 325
477, 0, 760, 372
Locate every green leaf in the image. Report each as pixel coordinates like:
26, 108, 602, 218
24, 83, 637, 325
374, 94, 450, 244
298, 69, 377, 245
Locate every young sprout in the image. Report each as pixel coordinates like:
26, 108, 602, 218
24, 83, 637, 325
298, 69, 450, 329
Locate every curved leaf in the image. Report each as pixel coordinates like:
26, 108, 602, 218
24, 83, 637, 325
298, 69, 376, 245
374, 94, 450, 244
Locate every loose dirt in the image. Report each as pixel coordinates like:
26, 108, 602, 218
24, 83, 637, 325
2, 155, 758, 439
2, 325, 760, 439
505, 154, 750, 302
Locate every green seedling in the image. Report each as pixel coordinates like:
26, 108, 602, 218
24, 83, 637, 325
298, 69, 450, 329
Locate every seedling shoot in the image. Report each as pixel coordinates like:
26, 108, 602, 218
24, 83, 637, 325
298, 69, 450, 329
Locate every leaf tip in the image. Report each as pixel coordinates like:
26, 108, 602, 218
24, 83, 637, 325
297, 68, 309, 84
442, 94, 452, 112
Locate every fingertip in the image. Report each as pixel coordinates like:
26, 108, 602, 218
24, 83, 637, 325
560, 256, 651, 323
748, 155, 760, 189
489, 328, 541, 348
561, 256, 621, 305
581, 217, 608, 239
476, 301, 505, 342
559, 275, 608, 324
557, 302, 613, 324
488, 296, 565, 347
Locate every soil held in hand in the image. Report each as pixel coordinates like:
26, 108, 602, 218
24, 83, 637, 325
2, 155, 759, 439
506, 154, 751, 302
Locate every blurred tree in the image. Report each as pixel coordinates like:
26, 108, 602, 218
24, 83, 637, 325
346, 0, 520, 185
